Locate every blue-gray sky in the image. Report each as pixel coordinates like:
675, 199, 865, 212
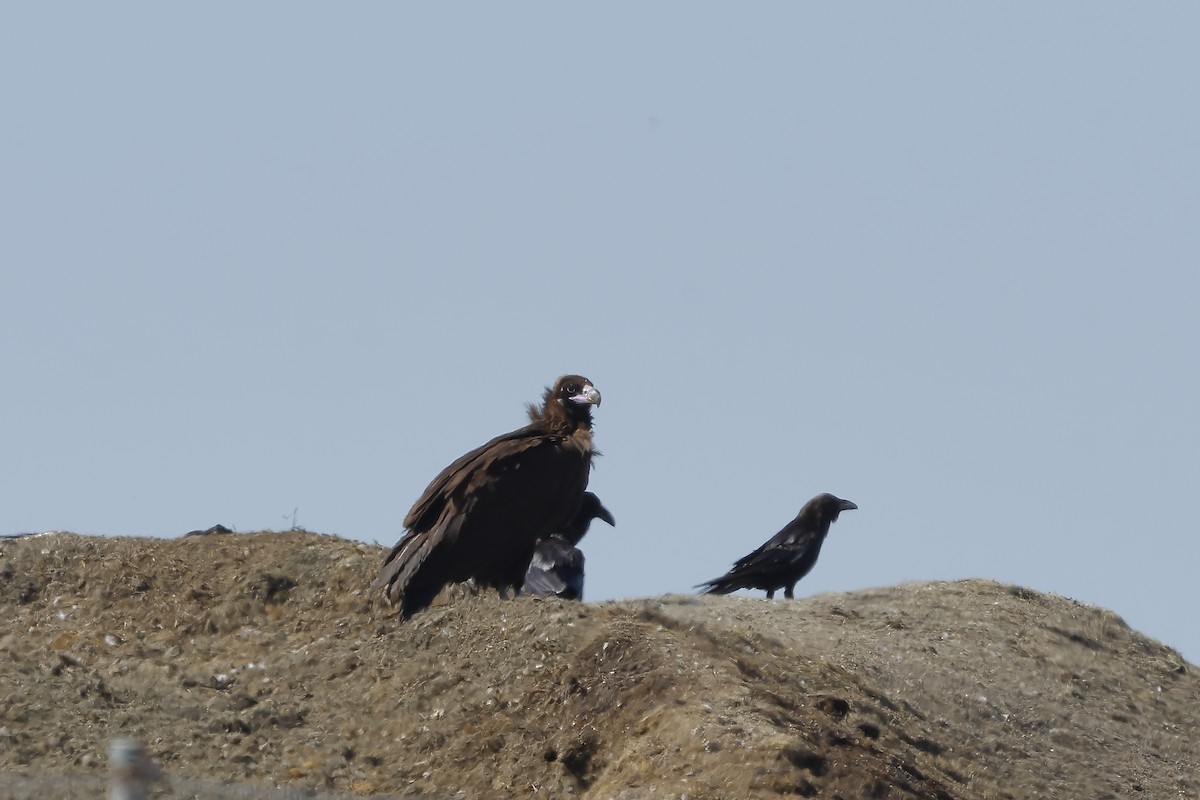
4, 5, 1197, 661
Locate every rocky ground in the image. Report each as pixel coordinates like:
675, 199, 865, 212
0, 530, 1196, 799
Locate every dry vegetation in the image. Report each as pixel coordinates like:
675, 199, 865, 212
1, 530, 1196, 799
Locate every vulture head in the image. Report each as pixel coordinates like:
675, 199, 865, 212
538, 374, 601, 426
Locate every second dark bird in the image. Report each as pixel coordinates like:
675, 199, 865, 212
520, 492, 615, 600
697, 492, 857, 599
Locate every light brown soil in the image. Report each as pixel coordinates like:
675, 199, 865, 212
1, 531, 1196, 799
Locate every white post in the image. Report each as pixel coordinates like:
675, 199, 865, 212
107, 738, 163, 800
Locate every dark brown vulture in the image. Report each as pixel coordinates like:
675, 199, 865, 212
697, 493, 857, 599
520, 491, 615, 601
372, 375, 601, 619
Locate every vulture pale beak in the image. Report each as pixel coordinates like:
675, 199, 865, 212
570, 384, 602, 407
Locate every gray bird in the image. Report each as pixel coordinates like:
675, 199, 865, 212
521, 492, 615, 600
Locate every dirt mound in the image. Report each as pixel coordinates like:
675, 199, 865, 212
1, 531, 1196, 798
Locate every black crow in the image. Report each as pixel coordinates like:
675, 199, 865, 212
372, 375, 601, 619
521, 492, 615, 600
697, 493, 857, 599
183, 524, 234, 537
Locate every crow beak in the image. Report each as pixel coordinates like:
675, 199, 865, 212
570, 384, 602, 407
594, 504, 616, 527
838, 498, 858, 512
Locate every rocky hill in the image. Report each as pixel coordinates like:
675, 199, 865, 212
0, 531, 1195, 799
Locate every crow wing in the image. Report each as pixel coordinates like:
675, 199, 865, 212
520, 536, 585, 600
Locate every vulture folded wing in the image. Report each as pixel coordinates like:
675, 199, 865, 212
402, 429, 544, 533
